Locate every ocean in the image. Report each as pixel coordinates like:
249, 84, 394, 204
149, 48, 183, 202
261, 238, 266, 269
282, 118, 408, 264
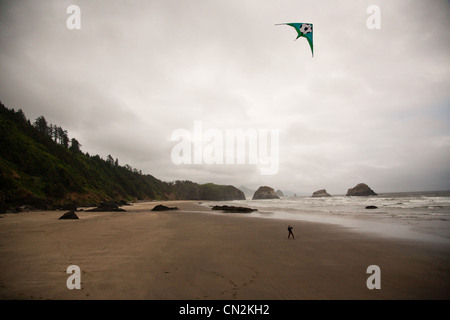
202, 191, 450, 245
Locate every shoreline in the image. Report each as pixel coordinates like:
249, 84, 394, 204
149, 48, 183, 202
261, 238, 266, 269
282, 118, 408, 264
206, 208, 450, 246
0, 201, 449, 299
200, 199, 450, 246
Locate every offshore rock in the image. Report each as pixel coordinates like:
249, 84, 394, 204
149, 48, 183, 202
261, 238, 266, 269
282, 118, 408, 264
252, 186, 280, 200
346, 183, 377, 196
312, 189, 331, 197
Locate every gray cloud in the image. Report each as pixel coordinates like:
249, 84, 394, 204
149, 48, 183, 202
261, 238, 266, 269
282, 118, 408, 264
0, 0, 449, 194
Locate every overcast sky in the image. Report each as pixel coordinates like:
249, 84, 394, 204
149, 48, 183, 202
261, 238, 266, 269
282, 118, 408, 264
0, 0, 449, 194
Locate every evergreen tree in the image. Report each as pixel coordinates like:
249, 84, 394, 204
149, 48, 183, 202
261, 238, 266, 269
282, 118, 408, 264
52, 124, 58, 142
34, 116, 49, 135
70, 138, 81, 153
61, 130, 69, 148
17, 109, 26, 121
106, 154, 114, 166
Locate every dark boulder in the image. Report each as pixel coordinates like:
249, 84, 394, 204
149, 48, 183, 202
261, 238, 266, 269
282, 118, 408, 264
151, 204, 179, 211
252, 186, 280, 200
346, 183, 377, 196
59, 211, 79, 220
211, 205, 257, 213
87, 202, 126, 212
365, 205, 378, 209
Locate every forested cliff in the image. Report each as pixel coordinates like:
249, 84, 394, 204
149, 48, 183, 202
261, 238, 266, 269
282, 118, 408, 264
0, 102, 244, 212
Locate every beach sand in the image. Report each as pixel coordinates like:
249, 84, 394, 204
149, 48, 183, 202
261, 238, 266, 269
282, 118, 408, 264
0, 201, 449, 300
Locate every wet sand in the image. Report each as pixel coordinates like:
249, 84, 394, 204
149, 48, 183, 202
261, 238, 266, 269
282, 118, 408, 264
0, 201, 449, 299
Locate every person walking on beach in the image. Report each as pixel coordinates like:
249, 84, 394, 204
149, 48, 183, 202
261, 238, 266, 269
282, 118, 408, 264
287, 225, 295, 239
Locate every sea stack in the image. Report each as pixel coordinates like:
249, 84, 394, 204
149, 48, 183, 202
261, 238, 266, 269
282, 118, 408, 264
252, 186, 280, 200
276, 190, 285, 197
346, 183, 377, 196
312, 189, 331, 197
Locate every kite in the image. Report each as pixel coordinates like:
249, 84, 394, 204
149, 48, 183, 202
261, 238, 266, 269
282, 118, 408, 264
276, 23, 314, 57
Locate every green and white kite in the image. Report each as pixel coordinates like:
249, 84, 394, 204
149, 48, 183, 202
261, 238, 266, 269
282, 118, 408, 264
276, 22, 314, 57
